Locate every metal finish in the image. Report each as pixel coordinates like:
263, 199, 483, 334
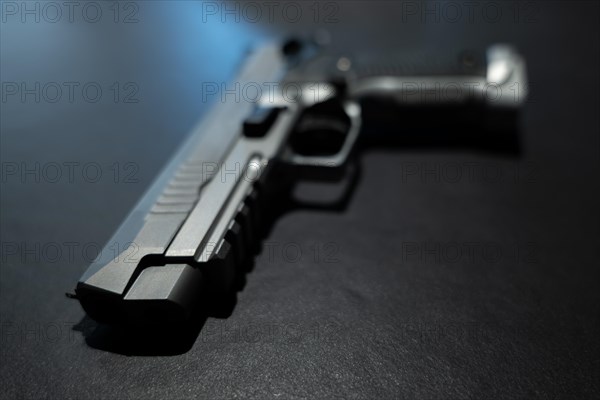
74, 40, 528, 325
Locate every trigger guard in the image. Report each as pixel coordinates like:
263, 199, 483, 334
283, 100, 362, 173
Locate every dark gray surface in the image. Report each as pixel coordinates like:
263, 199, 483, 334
1, 1, 599, 398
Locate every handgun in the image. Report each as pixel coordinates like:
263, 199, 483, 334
73, 38, 527, 325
